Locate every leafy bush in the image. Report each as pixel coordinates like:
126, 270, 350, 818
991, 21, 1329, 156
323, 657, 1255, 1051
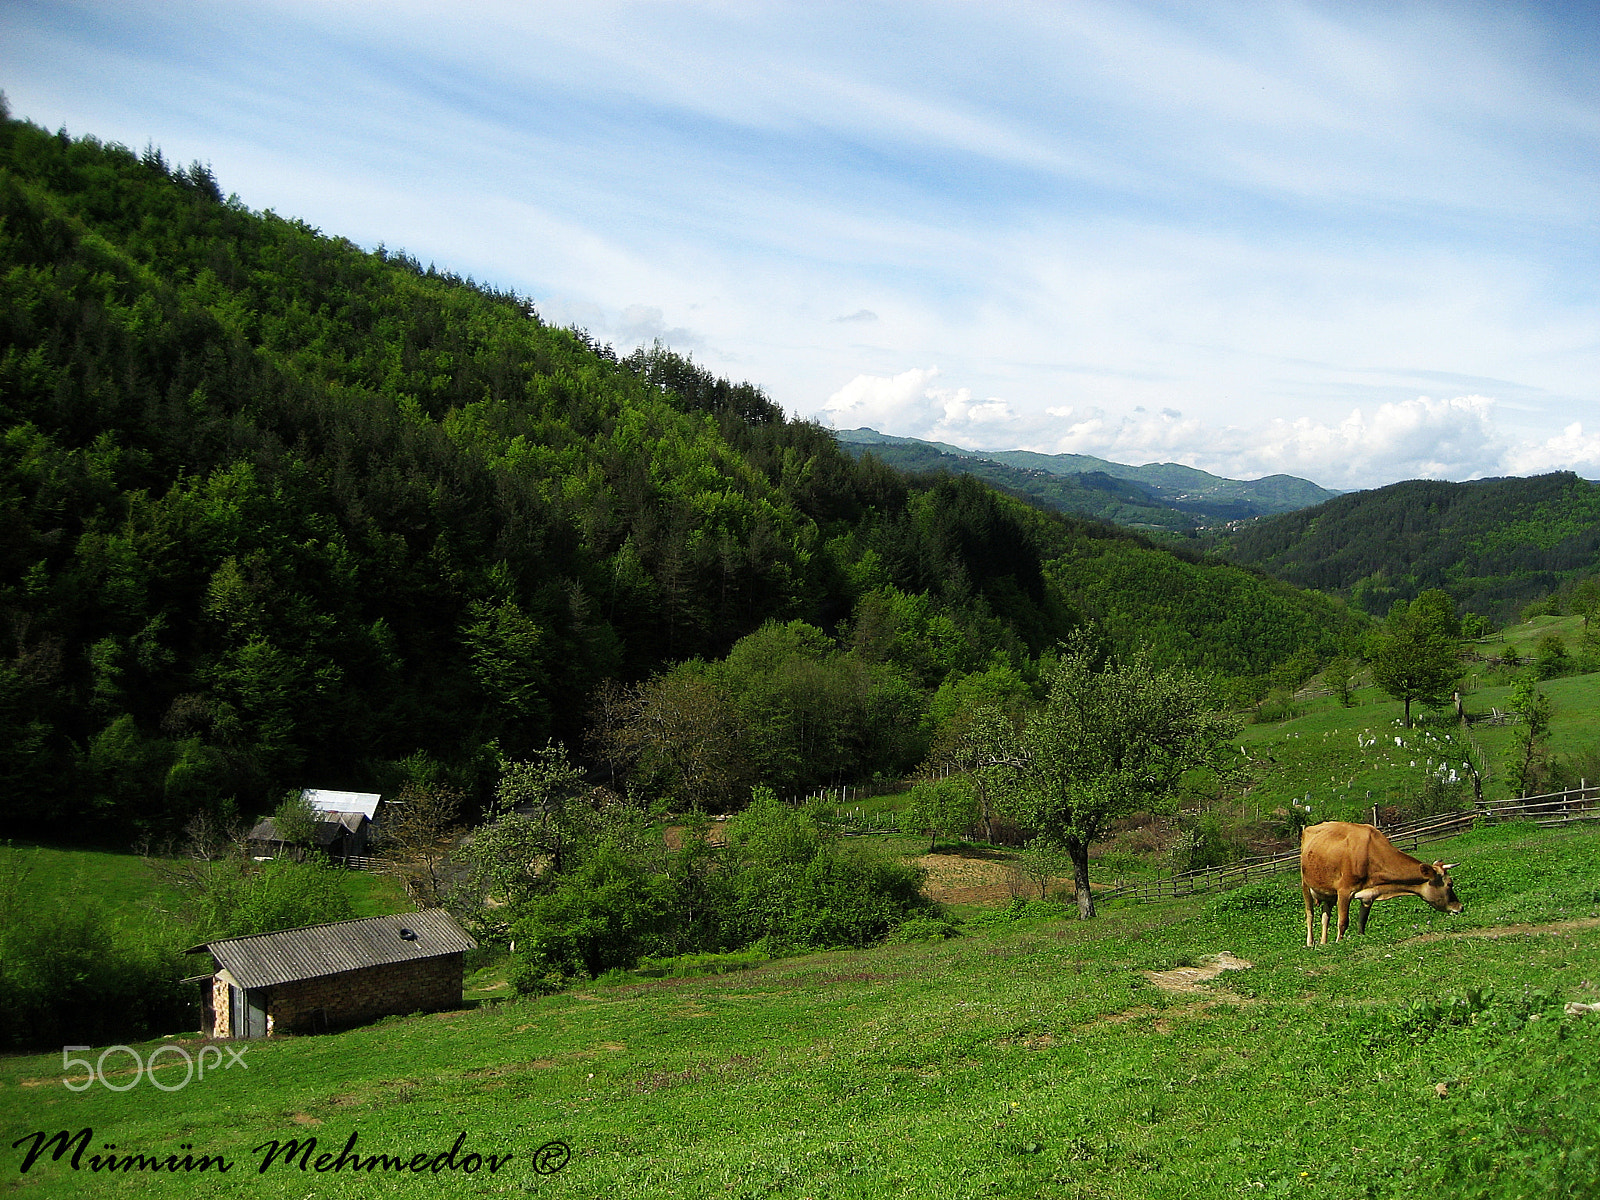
0, 848, 191, 1048
1535, 633, 1572, 680
633, 948, 771, 977
1169, 810, 1247, 871
507, 839, 678, 978
1206, 880, 1301, 916
486, 786, 937, 986
1268, 801, 1314, 840
715, 789, 935, 953
188, 858, 354, 940
506, 956, 575, 997
1407, 773, 1472, 819
1094, 849, 1146, 877
888, 916, 961, 942
1251, 687, 1300, 724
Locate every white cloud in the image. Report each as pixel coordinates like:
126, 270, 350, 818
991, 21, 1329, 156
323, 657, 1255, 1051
1019, 394, 1515, 490
823, 367, 944, 430
831, 381, 1587, 491
823, 367, 1016, 439
1238, 395, 1505, 486
614, 304, 701, 349
1504, 422, 1600, 478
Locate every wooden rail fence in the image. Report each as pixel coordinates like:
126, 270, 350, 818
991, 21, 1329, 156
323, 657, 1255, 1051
1101, 785, 1600, 905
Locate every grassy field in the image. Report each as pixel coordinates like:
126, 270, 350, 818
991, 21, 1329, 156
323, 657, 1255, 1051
1235, 648, 1600, 824
4, 842, 412, 928
5, 820, 1598, 1199
3, 844, 192, 923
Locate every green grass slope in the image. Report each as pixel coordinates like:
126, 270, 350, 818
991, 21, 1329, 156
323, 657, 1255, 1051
5, 822, 1598, 1199
1236, 619, 1600, 820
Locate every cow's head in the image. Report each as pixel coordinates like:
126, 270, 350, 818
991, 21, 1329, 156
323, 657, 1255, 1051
1419, 861, 1464, 914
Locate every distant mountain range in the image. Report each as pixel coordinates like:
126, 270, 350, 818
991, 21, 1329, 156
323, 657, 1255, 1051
831, 428, 1339, 532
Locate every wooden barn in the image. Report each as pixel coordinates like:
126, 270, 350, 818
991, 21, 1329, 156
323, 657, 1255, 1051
247, 789, 382, 862
188, 910, 477, 1039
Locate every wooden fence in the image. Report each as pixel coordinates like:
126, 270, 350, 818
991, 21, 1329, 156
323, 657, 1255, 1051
338, 854, 391, 872
1101, 784, 1600, 905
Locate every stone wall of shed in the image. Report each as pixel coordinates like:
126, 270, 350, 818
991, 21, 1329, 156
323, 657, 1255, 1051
263, 953, 464, 1035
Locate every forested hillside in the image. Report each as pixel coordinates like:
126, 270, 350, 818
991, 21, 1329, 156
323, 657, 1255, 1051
1214, 474, 1600, 620
0, 107, 1362, 840
835, 427, 1337, 531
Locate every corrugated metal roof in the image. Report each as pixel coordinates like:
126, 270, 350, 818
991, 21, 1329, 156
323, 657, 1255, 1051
188, 910, 477, 990
303, 789, 382, 819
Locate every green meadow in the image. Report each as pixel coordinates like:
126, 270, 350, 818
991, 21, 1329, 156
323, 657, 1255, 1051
4, 820, 1598, 1200
1234, 620, 1600, 823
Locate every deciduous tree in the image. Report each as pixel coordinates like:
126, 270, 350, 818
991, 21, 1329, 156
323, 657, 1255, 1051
1369, 591, 1463, 728
382, 781, 465, 906
896, 777, 978, 852
981, 633, 1238, 918
270, 789, 319, 855
1507, 677, 1552, 796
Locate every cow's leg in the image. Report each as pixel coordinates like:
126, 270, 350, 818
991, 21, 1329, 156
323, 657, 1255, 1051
1335, 892, 1352, 942
1304, 885, 1314, 947
1319, 899, 1330, 945
1357, 897, 1374, 935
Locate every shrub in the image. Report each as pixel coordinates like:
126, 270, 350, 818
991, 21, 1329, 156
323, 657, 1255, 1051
1094, 849, 1145, 878
888, 916, 961, 943
1406, 773, 1472, 820
507, 956, 574, 997
1251, 688, 1300, 724
1269, 802, 1314, 841
494, 787, 938, 980
1207, 880, 1300, 916
716, 789, 935, 952
188, 858, 354, 940
1170, 810, 1247, 871
0, 848, 191, 1049
508, 841, 678, 978
1534, 634, 1572, 680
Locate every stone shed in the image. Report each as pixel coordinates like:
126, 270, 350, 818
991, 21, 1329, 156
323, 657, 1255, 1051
189, 910, 477, 1039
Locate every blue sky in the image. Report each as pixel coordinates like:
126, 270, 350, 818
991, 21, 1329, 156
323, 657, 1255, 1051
4, 0, 1598, 489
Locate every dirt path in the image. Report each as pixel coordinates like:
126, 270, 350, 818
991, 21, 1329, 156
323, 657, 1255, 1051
1402, 916, 1600, 944
1144, 951, 1253, 995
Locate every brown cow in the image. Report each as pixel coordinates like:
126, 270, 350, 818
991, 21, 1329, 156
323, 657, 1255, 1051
1300, 821, 1463, 946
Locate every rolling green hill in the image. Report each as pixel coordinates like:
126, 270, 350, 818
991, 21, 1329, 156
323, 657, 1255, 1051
1213, 473, 1600, 620
834, 427, 1338, 531
0, 107, 1361, 842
